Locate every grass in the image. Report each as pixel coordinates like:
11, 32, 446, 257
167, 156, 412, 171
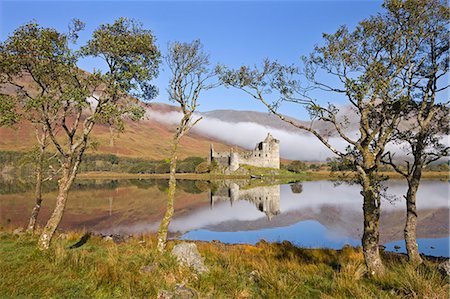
76, 169, 448, 181
77, 168, 310, 181
0, 231, 448, 298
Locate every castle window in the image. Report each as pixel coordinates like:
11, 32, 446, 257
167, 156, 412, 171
259, 153, 261, 157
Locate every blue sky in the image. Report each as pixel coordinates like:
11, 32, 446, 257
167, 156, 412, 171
0, 0, 383, 119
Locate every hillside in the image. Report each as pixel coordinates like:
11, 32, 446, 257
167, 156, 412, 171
0, 73, 346, 161
0, 104, 236, 160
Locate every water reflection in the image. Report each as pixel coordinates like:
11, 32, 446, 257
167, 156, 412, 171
0, 178, 448, 256
210, 182, 280, 220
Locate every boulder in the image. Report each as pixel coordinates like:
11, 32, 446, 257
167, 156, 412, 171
157, 284, 195, 299
171, 243, 209, 274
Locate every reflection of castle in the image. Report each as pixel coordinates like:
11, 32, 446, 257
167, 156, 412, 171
210, 183, 280, 220
209, 133, 280, 173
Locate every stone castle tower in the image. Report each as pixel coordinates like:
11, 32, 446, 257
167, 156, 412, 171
209, 133, 280, 173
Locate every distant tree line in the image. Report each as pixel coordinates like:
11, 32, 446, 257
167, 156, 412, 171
0, 177, 206, 196
0, 150, 206, 174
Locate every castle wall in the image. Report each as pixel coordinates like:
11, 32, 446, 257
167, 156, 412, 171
237, 141, 279, 169
210, 133, 280, 172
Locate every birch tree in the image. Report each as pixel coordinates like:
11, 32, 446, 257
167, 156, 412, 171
0, 23, 74, 233
218, 0, 434, 276
0, 18, 160, 249
157, 40, 217, 252
382, 0, 449, 264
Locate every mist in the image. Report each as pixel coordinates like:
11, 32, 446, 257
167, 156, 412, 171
146, 108, 350, 161
145, 108, 449, 162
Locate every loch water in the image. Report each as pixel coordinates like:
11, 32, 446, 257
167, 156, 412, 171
0, 178, 448, 257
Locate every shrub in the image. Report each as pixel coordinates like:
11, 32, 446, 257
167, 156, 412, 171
286, 160, 307, 173
195, 162, 210, 173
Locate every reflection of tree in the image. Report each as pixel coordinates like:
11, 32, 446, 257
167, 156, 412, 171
210, 183, 280, 220
0, 178, 122, 195
290, 182, 303, 194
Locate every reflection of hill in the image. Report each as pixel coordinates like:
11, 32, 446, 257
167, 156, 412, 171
0, 183, 210, 234
203, 204, 449, 244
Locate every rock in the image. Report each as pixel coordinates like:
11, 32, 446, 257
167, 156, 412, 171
139, 263, 157, 274
394, 245, 401, 250
58, 233, 68, 240
438, 260, 450, 277
103, 236, 113, 241
111, 234, 127, 244
157, 284, 195, 299
157, 290, 173, 299
174, 284, 196, 298
13, 228, 24, 235
101, 234, 127, 243
171, 242, 209, 274
249, 270, 261, 283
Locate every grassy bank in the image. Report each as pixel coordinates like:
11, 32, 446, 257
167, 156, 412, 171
77, 170, 310, 181
1, 231, 448, 298
76, 170, 449, 181
308, 170, 449, 180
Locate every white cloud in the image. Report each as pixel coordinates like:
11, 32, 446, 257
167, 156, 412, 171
145, 107, 449, 162
146, 108, 349, 161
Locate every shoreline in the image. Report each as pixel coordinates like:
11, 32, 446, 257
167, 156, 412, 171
4, 229, 449, 261
76, 170, 449, 180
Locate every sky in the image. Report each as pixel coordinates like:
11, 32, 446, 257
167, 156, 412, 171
0, 0, 384, 120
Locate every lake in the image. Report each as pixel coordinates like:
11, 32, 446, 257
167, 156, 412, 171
0, 178, 448, 257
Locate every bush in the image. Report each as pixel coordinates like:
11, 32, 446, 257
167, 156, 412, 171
155, 162, 170, 173
195, 162, 210, 173
326, 157, 354, 171
177, 157, 205, 173
286, 160, 307, 173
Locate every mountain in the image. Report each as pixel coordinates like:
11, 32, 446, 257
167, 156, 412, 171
202, 109, 337, 135
0, 102, 238, 160
0, 72, 351, 161
0, 102, 356, 161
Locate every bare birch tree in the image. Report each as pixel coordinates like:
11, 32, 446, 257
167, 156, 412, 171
157, 40, 217, 252
382, 0, 449, 265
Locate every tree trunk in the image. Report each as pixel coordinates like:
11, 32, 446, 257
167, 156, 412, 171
359, 168, 385, 276
38, 166, 74, 250
157, 150, 178, 253
404, 176, 423, 264
156, 171, 176, 253
26, 149, 44, 233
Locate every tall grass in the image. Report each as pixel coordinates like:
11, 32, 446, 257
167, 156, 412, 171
0, 231, 448, 298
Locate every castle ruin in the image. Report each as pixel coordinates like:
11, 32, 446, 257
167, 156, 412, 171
209, 133, 280, 173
